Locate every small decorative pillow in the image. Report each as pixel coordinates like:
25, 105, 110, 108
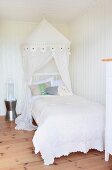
29, 84, 41, 95
38, 83, 48, 95
45, 86, 58, 95
58, 85, 73, 96
29, 82, 51, 96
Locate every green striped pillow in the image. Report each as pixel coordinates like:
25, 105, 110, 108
38, 83, 47, 95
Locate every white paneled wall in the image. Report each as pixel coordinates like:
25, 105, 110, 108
0, 20, 70, 115
0, 21, 37, 115
0, 41, 24, 115
70, 0, 112, 104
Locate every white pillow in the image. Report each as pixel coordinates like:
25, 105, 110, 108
51, 79, 64, 87
58, 85, 73, 96
31, 77, 54, 85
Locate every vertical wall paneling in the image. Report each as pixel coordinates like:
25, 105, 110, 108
70, 0, 112, 104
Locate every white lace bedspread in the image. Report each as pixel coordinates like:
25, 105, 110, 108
32, 95, 105, 165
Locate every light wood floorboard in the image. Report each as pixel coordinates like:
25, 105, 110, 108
0, 116, 112, 170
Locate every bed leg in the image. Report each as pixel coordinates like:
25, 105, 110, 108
32, 117, 37, 126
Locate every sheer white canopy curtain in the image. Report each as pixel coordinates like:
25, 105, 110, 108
15, 47, 53, 130
23, 47, 52, 81
53, 47, 71, 91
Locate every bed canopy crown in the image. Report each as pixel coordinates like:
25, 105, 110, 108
23, 18, 70, 49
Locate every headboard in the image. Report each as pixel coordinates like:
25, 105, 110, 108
32, 72, 61, 83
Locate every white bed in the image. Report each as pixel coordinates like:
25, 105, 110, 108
31, 95, 105, 165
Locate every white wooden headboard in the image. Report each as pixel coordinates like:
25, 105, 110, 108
32, 72, 61, 83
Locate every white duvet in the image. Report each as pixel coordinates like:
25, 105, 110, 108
32, 95, 105, 165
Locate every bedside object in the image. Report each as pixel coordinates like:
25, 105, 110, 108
5, 100, 17, 121
6, 77, 15, 101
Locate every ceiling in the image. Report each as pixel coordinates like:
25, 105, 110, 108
0, 0, 100, 23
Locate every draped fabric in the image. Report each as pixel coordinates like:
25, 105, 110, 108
23, 47, 52, 81
53, 48, 72, 92
15, 83, 36, 130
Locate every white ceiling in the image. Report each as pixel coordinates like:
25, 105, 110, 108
0, 0, 100, 23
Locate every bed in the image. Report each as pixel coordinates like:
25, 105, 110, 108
15, 73, 105, 165
15, 25, 105, 165
31, 94, 105, 165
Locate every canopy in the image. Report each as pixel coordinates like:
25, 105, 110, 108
15, 19, 72, 130
25, 18, 70, 44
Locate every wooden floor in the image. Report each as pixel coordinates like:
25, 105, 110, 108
0, 117, 112, 170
